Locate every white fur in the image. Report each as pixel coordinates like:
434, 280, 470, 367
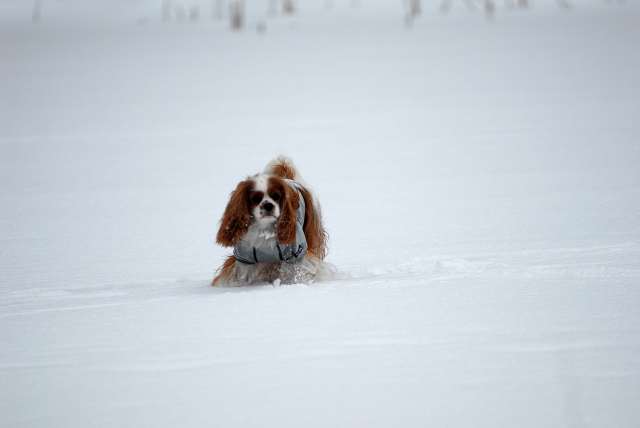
250, 173, 281, 228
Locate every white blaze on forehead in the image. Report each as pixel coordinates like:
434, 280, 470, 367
250, 174, 280, 226
252, 174, 269, 193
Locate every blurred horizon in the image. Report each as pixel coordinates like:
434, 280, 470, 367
1, 0, 633, 29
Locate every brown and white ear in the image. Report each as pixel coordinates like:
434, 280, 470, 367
276, 183, 300, 245
216, 180, 253, 247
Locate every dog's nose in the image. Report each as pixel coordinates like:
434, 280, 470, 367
264, 202, 274, 212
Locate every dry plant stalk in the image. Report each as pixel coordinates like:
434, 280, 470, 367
162, 0, 172, 22
229, 1, 244, 29
214, 0, 226, 20
283, 0, 296, 14
189, 5, 200, 22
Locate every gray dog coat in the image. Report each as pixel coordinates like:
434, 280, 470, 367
233, 181, 307, 265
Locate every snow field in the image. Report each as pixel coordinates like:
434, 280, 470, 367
1, 1, 640, 427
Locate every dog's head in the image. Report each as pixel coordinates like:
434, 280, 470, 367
216, 174, 300, 247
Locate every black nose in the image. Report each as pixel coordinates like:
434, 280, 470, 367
264, 202, 274, 212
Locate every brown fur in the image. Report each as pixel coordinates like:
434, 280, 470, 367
270, 176, 300, 245
268, 161, 297, 181
216, 179, 253, 247
258, 261, 286, 283
298, 186, 328, 260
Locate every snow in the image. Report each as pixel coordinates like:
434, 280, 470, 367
1, 0, 640, 426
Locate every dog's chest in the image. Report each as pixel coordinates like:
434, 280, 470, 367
244, 224, 277, 247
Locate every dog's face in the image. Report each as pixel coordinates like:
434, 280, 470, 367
216, 174, 300, 247
249, 175, 282, 227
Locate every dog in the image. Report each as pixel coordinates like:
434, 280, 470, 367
212, 155, 334, 286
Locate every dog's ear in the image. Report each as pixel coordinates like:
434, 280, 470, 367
216, 179, 253, 247
276, 181, 300, 245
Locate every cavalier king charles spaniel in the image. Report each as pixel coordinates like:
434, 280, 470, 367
212, 155, 334, 286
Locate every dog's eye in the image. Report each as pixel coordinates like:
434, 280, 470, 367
271, 192, 281, 201
249, 192, 263, 204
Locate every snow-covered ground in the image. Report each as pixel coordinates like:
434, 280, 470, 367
1, 1, 640, 427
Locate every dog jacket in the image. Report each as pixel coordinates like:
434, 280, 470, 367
233, 182, 307, 265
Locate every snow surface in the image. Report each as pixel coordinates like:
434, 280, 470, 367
1, 1, 640, 427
